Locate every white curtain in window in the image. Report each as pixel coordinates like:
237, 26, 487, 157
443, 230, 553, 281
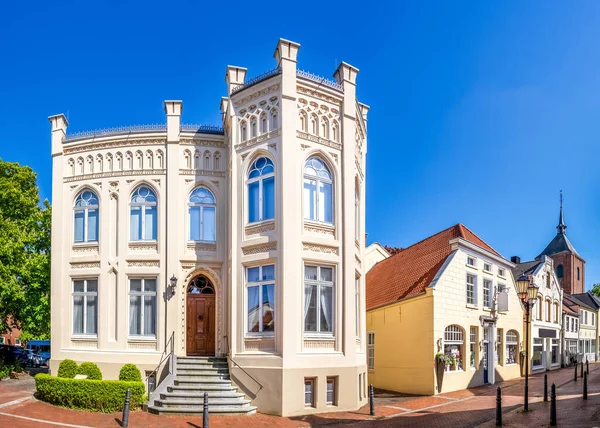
304, 284, 314, 329
144, 296, 156, 336
203, 207, 216, 241
320, 287, 333, 332
247, 286, 260, 332
86, 296, 97, 334
73, 296, 84, 334
130, 296, 141, 335
130, 206, 141, 240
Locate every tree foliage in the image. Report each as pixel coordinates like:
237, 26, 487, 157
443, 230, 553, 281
591, 283, 600, 298
0, 159, 51, 339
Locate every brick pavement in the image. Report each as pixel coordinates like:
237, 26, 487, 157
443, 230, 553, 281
0, 364, 599, 427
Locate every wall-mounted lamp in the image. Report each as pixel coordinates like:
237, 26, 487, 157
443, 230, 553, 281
436, 338, 442, 352
170, 275, 178, 297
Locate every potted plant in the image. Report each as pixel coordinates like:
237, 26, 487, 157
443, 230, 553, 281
435, 353, 448, 392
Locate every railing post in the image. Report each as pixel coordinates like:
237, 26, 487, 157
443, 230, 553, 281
550, 383, 556, 426
369, 384, 375, 416
584, 371, 588, 400
575, 360, 578, 381
544, 373, 548, 402
496, 387, 502, 426
121, 388, 130, 427
203, 391, 209, 427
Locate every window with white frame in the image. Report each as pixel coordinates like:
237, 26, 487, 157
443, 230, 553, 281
304, 265, 334, 334
14, 338, 21, 346
483, 279, 492, 308
130, 186, 157, 241
533, 338, 543, 367
303, 157, 333, 224
498, 268, 505, 277
73, 279, 98, 336
584, 311, 588, 325
326, 377, 337, 406
74, 190, 99, 243
355, 276, 360, 338
469, 326, 477, 369
483, 262, 492, 272
129, 278, 157, 337
246, 264, 275, 334
497, 328, 503, 365
466, 274, 477, 305
466, 256, 476, 267
444, 325, 464, 371
188, 187, 216, 242
247, 157, 275, 223
367, 332, 375, 369
304, 378, 315, 407
506, 330, 518, 364
551, 339, 559, 365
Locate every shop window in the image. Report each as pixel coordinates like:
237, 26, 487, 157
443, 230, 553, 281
506, 330, 518, 364
444, 325, 464, 372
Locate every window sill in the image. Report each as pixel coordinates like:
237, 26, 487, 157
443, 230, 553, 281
129, 239, 157, 244
498, 275, 506, 280
466, 264, 478, 270
71, 335, 97, 341
466, 304, 478, 309
483, 270, 493, 275
304, 334, 335, 341
127, 337, 157, 342
247, 219, 275, 228
245, 333, 275, 339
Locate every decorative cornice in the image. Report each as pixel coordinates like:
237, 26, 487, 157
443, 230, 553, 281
304, 223, 335, 237
296, 131, 341, 151
297, 85, 343, 104
64, 138, 166, 155
245, 221, 276, 236
179, 169, 226, 177
186, 242, 217, 252
127, 260, 160, 268
242, 242, 277, 256
128, 242, 158, 252
64, 169, 166, 183
302, 243, 339, 255
179, 139, 226, 147
233, 84, 281, 106
70, 262, 101, 269
71, 244, 99, 254
235, 129, 281, 151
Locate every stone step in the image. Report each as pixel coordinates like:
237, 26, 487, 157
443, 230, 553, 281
177, 356, 228, 363
147, 404, 257, 416
177, 361, 229, 369
176, 374, 231, 382
168, 384, 238, 393
173, 378, 234, 387
160, 391, 246, 400
154, 398, 252, 407
177, 367, 230, 375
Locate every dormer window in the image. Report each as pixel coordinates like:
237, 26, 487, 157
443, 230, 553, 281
466, 256, 476, 267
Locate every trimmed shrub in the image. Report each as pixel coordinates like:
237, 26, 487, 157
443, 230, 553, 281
35, 373, 145, 412
57, 359, 78, 379
118, 363, 142, 382
77, 362, 102, 380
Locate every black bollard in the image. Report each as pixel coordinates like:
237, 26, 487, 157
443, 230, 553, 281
581, 361, 584, 378
586, 357, 589, 375
496, 387, 502, 426
575, 361, 578, 381
544, 373, 548, 402
369, 384, 375, 416
203, 391, 209, 428
584, 371, 588, 400
550, 383, 557, 426
121, 388, 130, 428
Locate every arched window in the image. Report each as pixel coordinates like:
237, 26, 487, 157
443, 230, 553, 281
86, 155, 94, 174
194, 150, 201, 169
74, 190, 99, 243
546, 299, 551, 322
214, 152, 221, 171
187, 275, 215, 294
115, 152, 123, 171
554, 302, 559, 324
444, 325, 464, 372
146, 150, 153, 169
260, 113, 267, 134
577, 267, 580, 280
247, 157, 275, 223
106, 153, 113, 172
204, 151, 211, 170
184, 150, 192, 169
536, 296, 542, 320
135, 150, 143, 169
556, 264, 564, 278
240, 121, 247, 142
270, 109, 278, 130
332, 120, 339, 142
156, 150, 164, 169
130, 186, 157, 241
188, 187, 216, 242
68, 158, 75, 176
321, 117, 329, 140
96, 154, 103, 172
299, 111, 308, 132
303, 157, 333, 224
506, 330, 518, 364
311, 114, 318, 135
250, 118, 257, 138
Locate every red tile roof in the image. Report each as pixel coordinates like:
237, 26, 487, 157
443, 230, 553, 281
366, 223, 502, 310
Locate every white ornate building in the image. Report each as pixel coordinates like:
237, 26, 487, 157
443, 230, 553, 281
49, 38, 368, 416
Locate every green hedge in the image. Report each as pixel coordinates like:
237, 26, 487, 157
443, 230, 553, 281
35, 373, 145, 412
57, 359, 78, 379
77, 362, 102, 380
119, 364, 142, 382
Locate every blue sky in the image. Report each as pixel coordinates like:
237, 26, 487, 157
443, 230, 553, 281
2, 2, 600, 288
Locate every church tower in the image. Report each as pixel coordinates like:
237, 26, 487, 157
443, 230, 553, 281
536, 194, 585, 294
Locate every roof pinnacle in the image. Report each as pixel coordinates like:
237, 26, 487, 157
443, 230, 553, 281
557, 190, 567, 235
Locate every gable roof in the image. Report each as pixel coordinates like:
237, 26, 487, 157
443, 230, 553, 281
366, 223, 502, 311
571, 293, 600, 311
563, 294, 580, 316
537, 233, 580, 259
510, 260, 542, 281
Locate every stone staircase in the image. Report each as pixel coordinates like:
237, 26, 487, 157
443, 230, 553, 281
147, 356, 257, 416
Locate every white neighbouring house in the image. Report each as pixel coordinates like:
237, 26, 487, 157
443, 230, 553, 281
48, 38, 368, 416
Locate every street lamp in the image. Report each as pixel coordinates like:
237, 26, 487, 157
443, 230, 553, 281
516, 273, 539, 412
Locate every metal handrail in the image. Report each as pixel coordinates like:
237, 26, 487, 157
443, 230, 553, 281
145, 331, 174, 393
225, 335, 263, 394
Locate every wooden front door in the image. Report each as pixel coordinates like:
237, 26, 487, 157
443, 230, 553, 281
187, 295, 215, 356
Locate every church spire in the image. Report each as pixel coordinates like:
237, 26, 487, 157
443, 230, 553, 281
557, 190, 567, 235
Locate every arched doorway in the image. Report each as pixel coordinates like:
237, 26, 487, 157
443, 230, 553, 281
186, 275, 216, 356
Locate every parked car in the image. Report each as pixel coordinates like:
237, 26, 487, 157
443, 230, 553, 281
0, 344, 28, 366
24, 340, 50, 367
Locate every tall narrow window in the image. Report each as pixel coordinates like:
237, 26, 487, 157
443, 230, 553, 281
214, 152, 221, 171
270, 110, 278, 130
250, 118, 257, 138
260, 114, 267, 134
556, 264, 564, 278
355, 182, 360, 241
129, 278, 157, 337
73, 279, 98, 336
547, 299, 551, 322
497, 328, 503, 366
466, 274, 477, 305
367, 332, 375, 369
483, 279, 492, 308
304, 265, 334, 334
506, 330, 518, 364
469, 326, 477, 369
444, 325, 464, 372
303, 157, 333, 223
240, 121, 247, 142
203, 151, 211, 170
130, 186, 157, 241
577, 267, 580, 280
326, 377, 337, 406
355, 276, 360, 337
74, 190, 99, 243
246, 264, 275, 334
304, 379, 315, 407
247, 157, 275, 223
188, 187, 216, 242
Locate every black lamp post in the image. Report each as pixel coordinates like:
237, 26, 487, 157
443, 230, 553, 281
516, 273, 539, 412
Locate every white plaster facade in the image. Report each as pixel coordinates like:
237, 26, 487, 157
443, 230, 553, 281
432, 239, 523, 392
49, 38, 368, 416
364, 243, 390, 273
578, 306, 597, 363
